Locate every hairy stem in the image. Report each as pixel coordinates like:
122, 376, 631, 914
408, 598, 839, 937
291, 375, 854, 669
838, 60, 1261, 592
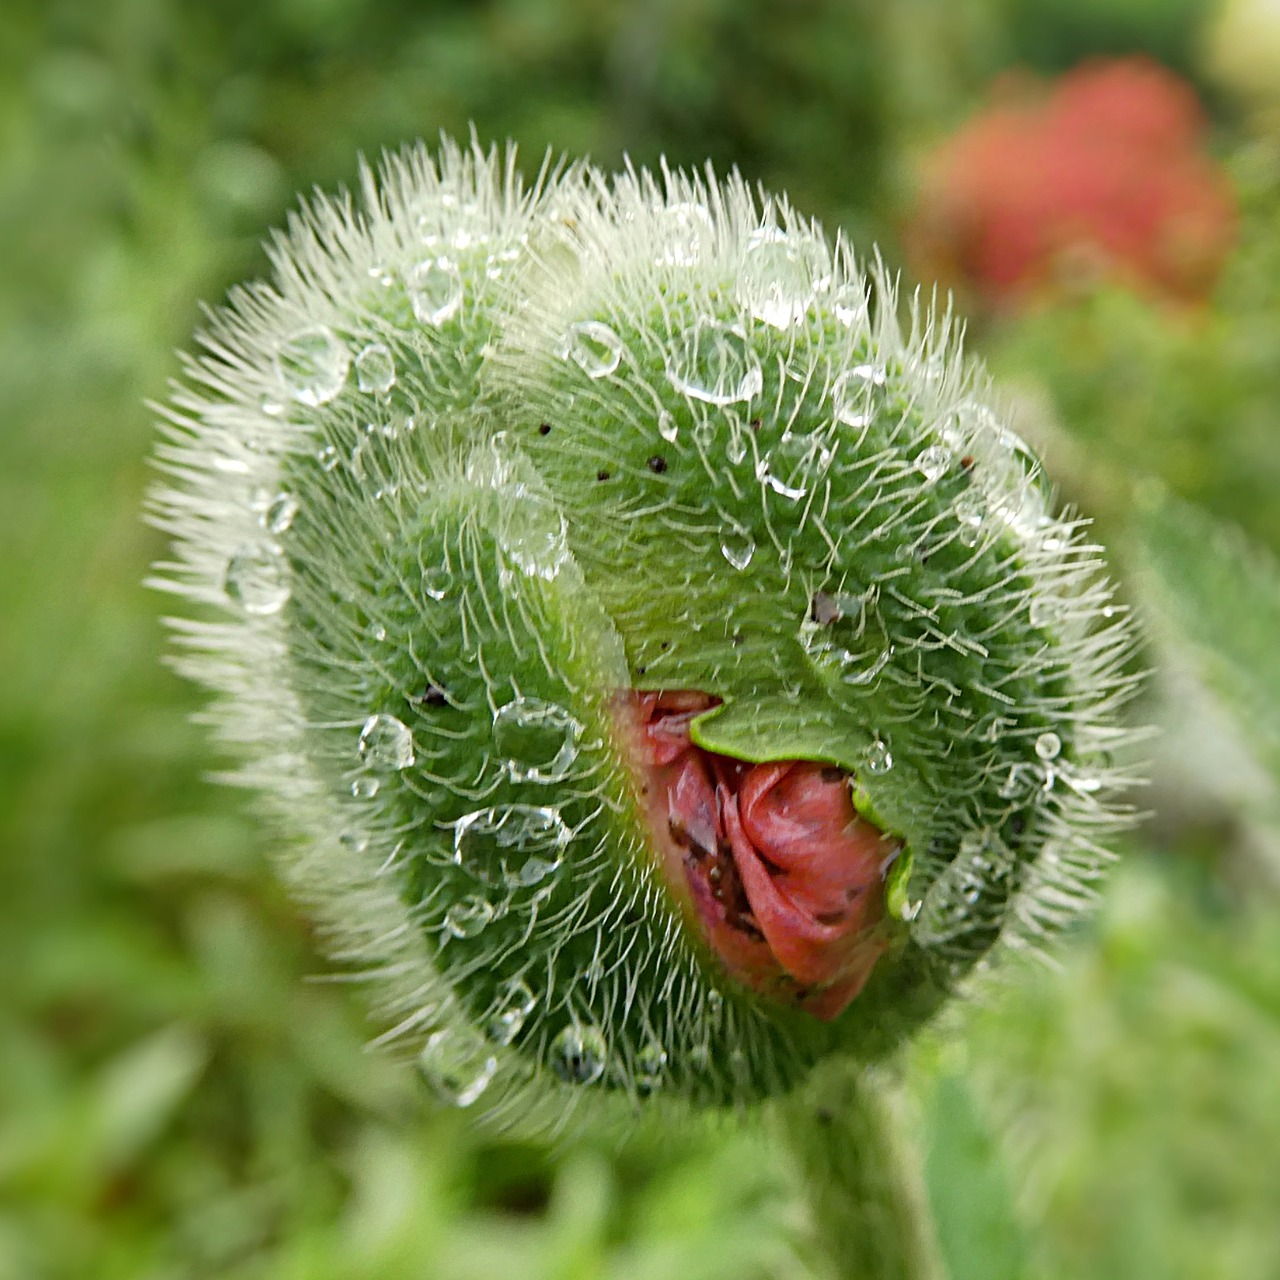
783, 1057, 943, 1280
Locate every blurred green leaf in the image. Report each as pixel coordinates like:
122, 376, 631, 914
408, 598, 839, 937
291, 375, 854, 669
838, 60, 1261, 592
1134, 487, 1280, 782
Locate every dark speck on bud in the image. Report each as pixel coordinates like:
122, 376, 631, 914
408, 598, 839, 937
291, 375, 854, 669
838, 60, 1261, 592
647, 454, 667, 474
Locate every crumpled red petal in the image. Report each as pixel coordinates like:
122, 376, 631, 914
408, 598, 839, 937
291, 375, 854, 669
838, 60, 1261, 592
623, 690, 898, 1020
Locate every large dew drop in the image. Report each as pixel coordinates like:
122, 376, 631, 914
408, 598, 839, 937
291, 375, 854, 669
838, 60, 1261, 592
260, 492, 299, 535
357, 714, 415, 770
652, 201, 714, 267
418, 1031, 497, 1108
275, 326, 350, 407
558, 320, 623, 378
486, 978, 538, 1046
493, 697, 581, 784
832, 363, 888, 429
224, 545, 290, 615
737, 227, 828, 328
666, 321, 762, 406
354, 341, 396, 394
408, 258, 464, 326
501, 504, 570, 582
549, 1023, 607, 1085
444, 894, 496, 939
915, 445, 952, 484
720, 526, 756, 571
451, 804, 572, 888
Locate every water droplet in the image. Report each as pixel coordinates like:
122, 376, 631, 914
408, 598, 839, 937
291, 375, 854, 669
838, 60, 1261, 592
444, 894, 495, 939
493, 697, 581, 783
865, 739, 893, 775
650, 199, 721, 267
317, 443, 340, 472
982, 425, 1052, 538
419, 1031, 496, 1107
737, 226, 828, 328
653, 201, 715, 267
452, 804, 572, 888
358, 714, 415, 770
832, 364, 886, 428
760, 431, 825, 501
408, 257, 464, 326
422, 565, 451, 601
338, 831, 369, 853
657, 409, 678, 443
354, 342, 396, 394
261, 492, 299, 535
915, 445, 951, 484
666, 321, 762, 406
955, 491, 986, 547
799, 590, 894, 688
831, 282, 869, 328
501, 504, 570, 582
486, 978, 538, 1045
720, 526, 755, 571
635, 1040, 668, 1095
224, 546, 290, 615
1035, 732, 1062, 761
275, 326, 350, 407
559, 320, 623, 378
351, 776, 380, 799
549, 1023, 607, 1085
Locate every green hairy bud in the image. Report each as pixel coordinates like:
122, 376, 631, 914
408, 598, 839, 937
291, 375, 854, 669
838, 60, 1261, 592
149, 138, 1140, 1127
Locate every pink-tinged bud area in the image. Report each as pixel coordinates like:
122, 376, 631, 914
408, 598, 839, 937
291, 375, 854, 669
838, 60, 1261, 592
620, 691, 898, 1021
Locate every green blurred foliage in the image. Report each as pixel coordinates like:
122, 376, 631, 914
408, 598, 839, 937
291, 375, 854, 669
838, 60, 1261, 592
3, 0, 1279, 1277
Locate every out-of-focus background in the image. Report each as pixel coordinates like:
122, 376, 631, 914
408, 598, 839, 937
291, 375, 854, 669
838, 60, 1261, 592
3, 1, 1280, 1277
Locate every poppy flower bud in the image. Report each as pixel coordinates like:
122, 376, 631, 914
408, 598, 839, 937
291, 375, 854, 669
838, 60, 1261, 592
150, 138, 1140, 1124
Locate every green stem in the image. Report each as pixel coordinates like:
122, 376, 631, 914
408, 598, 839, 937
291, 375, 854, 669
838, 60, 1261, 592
780, 1057, 944, 1280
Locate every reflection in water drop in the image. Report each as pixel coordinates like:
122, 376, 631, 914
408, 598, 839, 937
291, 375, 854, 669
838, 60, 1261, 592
486, 978, 538, 1045
407, 258, 464, 326
549, 1023, 607, 1085
832, 363, 886, 428
452, 804, 572, 888
354, 342, 396, 394
720, 526, 756, 571
224, 546, 290, 615
276, 326, 350, 407
558, 320, 623, 378
653, 201, 714, 267
261, 492, 299, 535
737, 227, 828, 328
831, 282, 869, 328
666, 321, 762, 406
865, 738, 893, 775
350, 776, 379, 799
357, 714, 415, 770
493, 697, 581, 783
419, 1031, 496, 1107
422, 565, 451, 601
914, 445, 951, 484
444, 894, 496, 939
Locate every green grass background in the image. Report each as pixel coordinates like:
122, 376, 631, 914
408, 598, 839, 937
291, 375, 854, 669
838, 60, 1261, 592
3, 1, 1279, 1276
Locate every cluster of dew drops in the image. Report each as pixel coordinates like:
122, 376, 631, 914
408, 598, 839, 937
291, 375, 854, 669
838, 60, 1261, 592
217, 195, 1087, 1104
